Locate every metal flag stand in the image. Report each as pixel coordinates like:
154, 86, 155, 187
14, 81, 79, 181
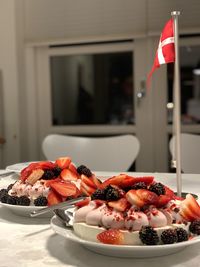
171, 11, 182, 197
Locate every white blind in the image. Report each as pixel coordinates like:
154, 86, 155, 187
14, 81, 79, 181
24, 0, 147, 43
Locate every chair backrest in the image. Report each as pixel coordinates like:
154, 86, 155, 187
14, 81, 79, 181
42, 134, 140, 172
169, 133, 200, 173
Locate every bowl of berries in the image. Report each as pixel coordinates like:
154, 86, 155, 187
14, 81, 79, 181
0, 157, 100, 217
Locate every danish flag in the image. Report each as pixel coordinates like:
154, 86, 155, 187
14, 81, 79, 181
147, 18, 175, 87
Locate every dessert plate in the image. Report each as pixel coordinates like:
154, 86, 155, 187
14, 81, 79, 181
50, 215, 200, 258
0, 202, 51, 218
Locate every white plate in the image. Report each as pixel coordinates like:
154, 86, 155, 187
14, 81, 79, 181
6, 162, 39, 174
50, 215, 200, 258
0, 202, 52, 218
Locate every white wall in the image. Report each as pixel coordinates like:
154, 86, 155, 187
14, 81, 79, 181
0, 0, 21, 167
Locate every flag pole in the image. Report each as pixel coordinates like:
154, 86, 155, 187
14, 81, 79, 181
171, 11, 182, 197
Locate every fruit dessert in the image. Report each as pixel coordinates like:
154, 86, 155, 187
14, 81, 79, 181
0, 157, 101, 207
73, 174, 200, 245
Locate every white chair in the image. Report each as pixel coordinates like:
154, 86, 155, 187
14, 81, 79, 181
42, 134, 140, 172
169, 133, 200, 173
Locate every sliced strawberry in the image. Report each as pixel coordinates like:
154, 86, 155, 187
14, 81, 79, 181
97, 229, 124, 245
156, 194, 172, 208
47, 190, 62, 206
20, 163, 41, 181
126, 190, 145, 207
38, 161, 56, 169
164, 185, 176, 198
100, 175, 154, 189
75, 197, 90, 208
80, 182, 96, 196
55, 157, 71, 169
60, 169, 79, 181
136, 189, 158, 205
81, 174, 97, 189
68, 162, 79, 176
45, 177, 61, 187
108, 198, 130, 212
91, 175, 102, 188
50, 181, 77, 197
179, 194, 200, 221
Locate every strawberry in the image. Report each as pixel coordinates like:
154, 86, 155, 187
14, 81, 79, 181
164, 185, 176, 198
50, 181, 77, 197
93, 199, 106, 206
75, 197, 90, 208
156, 194, 172, 208
20, 163, 41, 181
91, 175, 102, 188
68, 162, 79, 176
47, 190, 62, 206
80, 182, 96, 196
126, 189, 158, 207
108, 198, 129, 212
100, 175, 154, 189
126, 190, 145, 207
97, 229, 124, 245
180, 194, 200, 221
60, 169, 79, 181
136, 189, 158, 205
55, 157, 71, 169
81, 174, 97, 189
38, 161, 56, 169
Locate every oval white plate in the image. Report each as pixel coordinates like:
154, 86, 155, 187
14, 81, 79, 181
50, 215, 200, 258
0, 202, 52, 218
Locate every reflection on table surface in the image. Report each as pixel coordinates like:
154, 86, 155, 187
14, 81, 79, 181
0, 171, 200, 267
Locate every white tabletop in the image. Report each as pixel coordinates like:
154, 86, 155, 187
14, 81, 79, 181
0, 171, 200, 267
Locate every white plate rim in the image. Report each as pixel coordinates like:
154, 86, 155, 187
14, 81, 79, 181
50, 215, 200, 252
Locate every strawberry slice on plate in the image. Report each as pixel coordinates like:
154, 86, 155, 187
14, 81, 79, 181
108, 198, 130, 212
97, 229, 124, 245
55, 157, 71, 169
81, 174, 97, 189
60, 169, 79, 181
47, 190, 62, 206
100, 175, 154, 189
50, 181, 77, 197
156, 194, 172, 208
180, 194, 200, 221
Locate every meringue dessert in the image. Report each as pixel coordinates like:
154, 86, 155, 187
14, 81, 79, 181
73, 174, 200, 245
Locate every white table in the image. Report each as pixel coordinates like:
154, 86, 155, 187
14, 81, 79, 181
0, 171, 200, 267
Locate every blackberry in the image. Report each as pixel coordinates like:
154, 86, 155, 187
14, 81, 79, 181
189, 220, 200, 235
176, 228, 188, 242
149, 182, 165, 196
132, 182, 147, 190
161, 229, 178, 244
139, 226, 159, 245
43, 170, 55, 180
105, 185, 120, 201
0, 191, 9, 203
91, 189, 106, 200
77, 165, 92, 177
0, 189, 8, 201
7, 195, 19, 205
34, 196, 48, 206
53, 167, 62, 177
17, 196, 30, 206
7, 183, 14, 192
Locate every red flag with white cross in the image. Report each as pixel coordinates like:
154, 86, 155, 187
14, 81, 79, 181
147, 18, 175, 87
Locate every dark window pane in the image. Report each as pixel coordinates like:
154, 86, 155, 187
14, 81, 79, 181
50, 52, 134, 125
167, 44, 200, 124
